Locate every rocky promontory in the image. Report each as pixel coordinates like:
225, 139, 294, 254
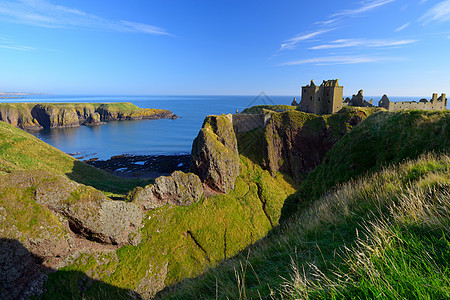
0, 102, 177, 130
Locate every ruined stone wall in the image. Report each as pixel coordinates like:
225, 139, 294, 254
389, 100, 446, 112
299, 86, 319, 113
228, 113, 271, 133
324, 86, 344, 114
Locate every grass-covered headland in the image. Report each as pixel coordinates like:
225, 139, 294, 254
0, 102, 176, 129
0, 107, 448, 299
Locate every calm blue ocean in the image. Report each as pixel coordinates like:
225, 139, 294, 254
3, 94, 428, 160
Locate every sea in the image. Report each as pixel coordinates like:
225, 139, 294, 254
1, 94, 433, 160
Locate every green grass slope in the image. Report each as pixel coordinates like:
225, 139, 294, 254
283, 109, 450, 219
0, 121, 149, 196
42, 156, 295, 298
159, 110, 449, 299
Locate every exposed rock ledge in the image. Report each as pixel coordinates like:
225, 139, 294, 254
0, 102, 177, 130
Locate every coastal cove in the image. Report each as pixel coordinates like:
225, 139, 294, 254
2, 95, 431, 161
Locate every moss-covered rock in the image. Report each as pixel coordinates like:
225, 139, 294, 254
0, 170, 143, 249
131, 171, 204, 210
190, 115, 239, 193
57, 185, 143, 246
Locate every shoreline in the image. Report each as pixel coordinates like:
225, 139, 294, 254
84, 153, 191, 178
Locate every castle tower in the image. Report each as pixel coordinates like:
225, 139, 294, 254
299, 79, 343, 114
431, 93, 438, 102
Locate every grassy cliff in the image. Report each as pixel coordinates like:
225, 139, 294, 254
158, 109, 449, 299
2, 107, 448, 299
0, 102, 175, 129
0, 121, 149, 196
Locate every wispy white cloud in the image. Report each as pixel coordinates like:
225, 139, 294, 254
0, 0, 171, 35
279, 0, 397, 52
395, 22, 411, 31
279, 29, 332, 51
310, 38, 417, 50
420, 0, 450, 24
331, 0, 397, 18
0, 44, 34, 51
0, 36, 34, 51
278, 55, 396, 66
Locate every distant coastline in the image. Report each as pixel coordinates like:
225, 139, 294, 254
0, 92, 51, 99
0, 92, 50, 95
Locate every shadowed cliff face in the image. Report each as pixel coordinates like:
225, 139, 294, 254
237, 107, 379, 184
0, 102, 176, 130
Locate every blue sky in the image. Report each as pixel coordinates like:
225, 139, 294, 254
0, 0, 449, 96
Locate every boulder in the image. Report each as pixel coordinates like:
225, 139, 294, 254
132, 171, 204, 210
55, 186, 143, 246
190, 115, 239, 193
1, 170, 143, 247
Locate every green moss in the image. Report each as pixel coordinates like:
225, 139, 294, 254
0, 176, 68, 243
43, 156, 296, 297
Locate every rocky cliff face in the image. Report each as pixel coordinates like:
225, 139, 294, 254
190, 115, 240, 193
242, 107, 379, 183
0, 102, 176, 130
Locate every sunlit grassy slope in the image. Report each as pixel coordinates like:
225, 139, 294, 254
0, 121, 149, 195
160, 110, 449, 299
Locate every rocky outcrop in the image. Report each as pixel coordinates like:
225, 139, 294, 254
0, 103, 41, 129
0, 102, 176, 130
132, 171, 204, 210
1, 170, 143, 248
190, 115, 239, 193
56, 186, 143, 246
96, 104, 175, 121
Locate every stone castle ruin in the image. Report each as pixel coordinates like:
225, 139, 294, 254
379, 93, 447, 111
298, 79, 447, 114
299, 79, 344, 114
